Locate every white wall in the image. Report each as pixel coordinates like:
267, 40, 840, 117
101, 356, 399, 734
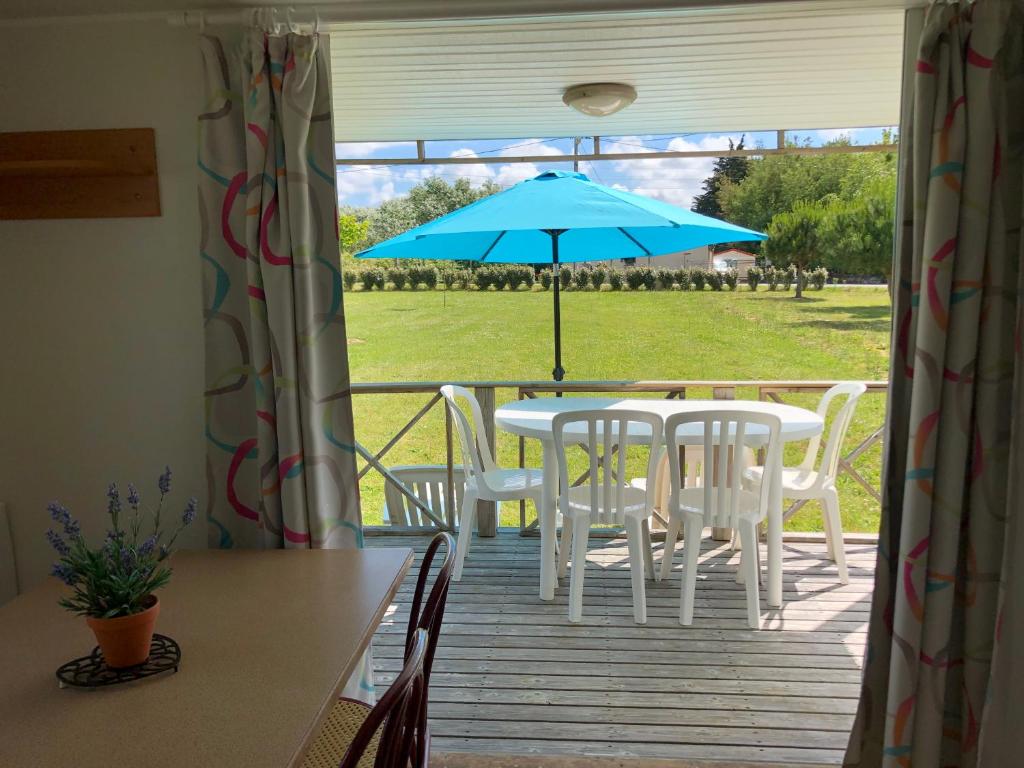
0, 18, 207, 591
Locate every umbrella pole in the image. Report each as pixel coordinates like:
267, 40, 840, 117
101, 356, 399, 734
547, 230, 566, 384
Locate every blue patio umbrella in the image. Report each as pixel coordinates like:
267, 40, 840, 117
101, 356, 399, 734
357, 170, 766, 381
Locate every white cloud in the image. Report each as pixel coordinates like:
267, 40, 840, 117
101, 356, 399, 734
336, 165, 397, 206
588, 134, 744, 208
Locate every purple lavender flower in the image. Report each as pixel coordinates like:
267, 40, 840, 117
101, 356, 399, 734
182, 497, 198, 526
138, 535, 157, 558
63, 515, 81, 538
120, 546, 133, 569
51, 562, 76, 586
107, 482, 121, 515
127, 483, 140, 507
47, 501, 70, 525
46, 529, 70, 557
158, 466, 172, 495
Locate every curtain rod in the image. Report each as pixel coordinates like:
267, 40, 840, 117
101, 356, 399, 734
166, 0, 929, 28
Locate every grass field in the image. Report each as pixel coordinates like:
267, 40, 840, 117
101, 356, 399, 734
344, 287, 891, 533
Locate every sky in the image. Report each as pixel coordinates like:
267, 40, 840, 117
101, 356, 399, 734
335, 127, 894, 210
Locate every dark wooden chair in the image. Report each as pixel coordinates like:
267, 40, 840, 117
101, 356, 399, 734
302, 628, 428, 768
303, 533, 455, 768
404, 533, 455, 767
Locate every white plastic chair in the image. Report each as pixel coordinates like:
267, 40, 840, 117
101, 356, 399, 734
383, 465, 466, 527
440, 385, 544, 581
662, 409, 783, 629
742, 382, 867, 585
553, 409, 662, 624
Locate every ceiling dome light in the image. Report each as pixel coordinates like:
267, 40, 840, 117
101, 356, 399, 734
562, 83, 637, 117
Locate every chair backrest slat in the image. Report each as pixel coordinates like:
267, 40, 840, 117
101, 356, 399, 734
552, 409, 663, 525
383, 465, 466, 528
440, 386, 499, 494
665, 409, 783, 529
800, 382, 868, 478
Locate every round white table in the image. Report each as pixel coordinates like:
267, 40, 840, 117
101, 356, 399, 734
494, 397, 824, 608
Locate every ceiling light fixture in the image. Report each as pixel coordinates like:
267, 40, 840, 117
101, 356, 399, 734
562, 83, 637, 117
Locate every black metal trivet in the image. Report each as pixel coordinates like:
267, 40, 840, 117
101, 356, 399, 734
56, 633, 181, 689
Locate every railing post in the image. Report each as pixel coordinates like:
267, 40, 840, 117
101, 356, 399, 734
474, 385, 498, 537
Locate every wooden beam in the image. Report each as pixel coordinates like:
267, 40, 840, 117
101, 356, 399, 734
336, 141, 897, 167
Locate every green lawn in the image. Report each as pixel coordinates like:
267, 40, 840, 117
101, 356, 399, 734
344, 287, 891, 533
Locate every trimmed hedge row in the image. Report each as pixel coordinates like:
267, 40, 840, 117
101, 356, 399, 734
343, 264, 829, 292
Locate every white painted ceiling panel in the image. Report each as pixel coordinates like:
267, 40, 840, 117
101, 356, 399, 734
329, 3, 904, 141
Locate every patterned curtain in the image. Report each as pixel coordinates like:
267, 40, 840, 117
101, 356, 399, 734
846, 1, 1023, 766
198, 31, 362, 552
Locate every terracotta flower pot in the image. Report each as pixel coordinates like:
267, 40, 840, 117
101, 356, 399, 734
86, 595, 160, 668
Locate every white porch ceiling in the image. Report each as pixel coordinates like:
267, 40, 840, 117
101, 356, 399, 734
329, 3, 905, 142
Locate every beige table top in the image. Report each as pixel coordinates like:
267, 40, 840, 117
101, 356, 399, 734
0, 547, 413, 768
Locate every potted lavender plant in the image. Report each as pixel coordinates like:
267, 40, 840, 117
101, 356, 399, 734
45, 466, 196, 668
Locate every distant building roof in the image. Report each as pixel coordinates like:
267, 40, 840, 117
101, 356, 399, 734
713, 248, 757, 259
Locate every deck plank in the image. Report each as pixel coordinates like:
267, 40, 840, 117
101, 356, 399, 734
367, 531, 872, 765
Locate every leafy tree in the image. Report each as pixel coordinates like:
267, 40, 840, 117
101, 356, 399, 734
691, 136, 749, 218
339, 213, 370, 253
818, 175, 895, 278
362, 198, 417, 252
718, 136, 896, 236
763, 201, 825, 299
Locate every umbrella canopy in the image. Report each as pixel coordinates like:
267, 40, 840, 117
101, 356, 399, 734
356, 170, 766, 380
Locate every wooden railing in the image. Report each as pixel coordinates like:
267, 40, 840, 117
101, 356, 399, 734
351, 380, 888, 536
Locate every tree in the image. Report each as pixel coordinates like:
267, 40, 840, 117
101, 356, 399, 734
718, 136, 896, 235
338, 213, 370, 253
764, 200, 825, 299
691, 136, 749, 218
360, 176, 504, 251
819, 175, 895, 278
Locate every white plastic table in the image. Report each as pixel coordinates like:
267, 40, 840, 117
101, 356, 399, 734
494, 397, 824, 609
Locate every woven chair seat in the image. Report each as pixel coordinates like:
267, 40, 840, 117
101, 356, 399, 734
302, 697, 380, 768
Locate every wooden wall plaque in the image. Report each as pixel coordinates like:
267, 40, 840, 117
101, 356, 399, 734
0, 128, 160, 220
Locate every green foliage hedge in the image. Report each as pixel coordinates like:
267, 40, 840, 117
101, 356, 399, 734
341, 264, 828, 293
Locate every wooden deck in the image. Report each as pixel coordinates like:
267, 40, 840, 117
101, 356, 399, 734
367, 531, 874, 766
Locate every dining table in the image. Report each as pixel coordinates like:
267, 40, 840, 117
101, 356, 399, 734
0, 547, 412, 768
494, 397, 824, 609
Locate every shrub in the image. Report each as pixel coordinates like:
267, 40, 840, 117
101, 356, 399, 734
655, 268, 675, 290
361, 267, 384, 291
765, 266, 780, 291
674, 268, 691, 291
420, 266, 438, 290
706, 270, 723, 291
624, 267, 644, 290
539, 269, 552, 290
342, 269, 357, 291
502, 266, 520, 290
723, 269, 738, 291
608, 271, 624, 290
809, 266, 829, 290
691, 269, 707, 291
589, 266, 606, 290
640, 267, 656, 291
780, 265, 796, 291
558, 266, 571, 290
473, 267, 491, 291
745, 266, 762, 291
440, 268, 457, 290
573, 268, 591, 291
387, 267, 408, 290
457, 269, 472, 289
491, 267, 508, 290
520, 267, 535, 288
